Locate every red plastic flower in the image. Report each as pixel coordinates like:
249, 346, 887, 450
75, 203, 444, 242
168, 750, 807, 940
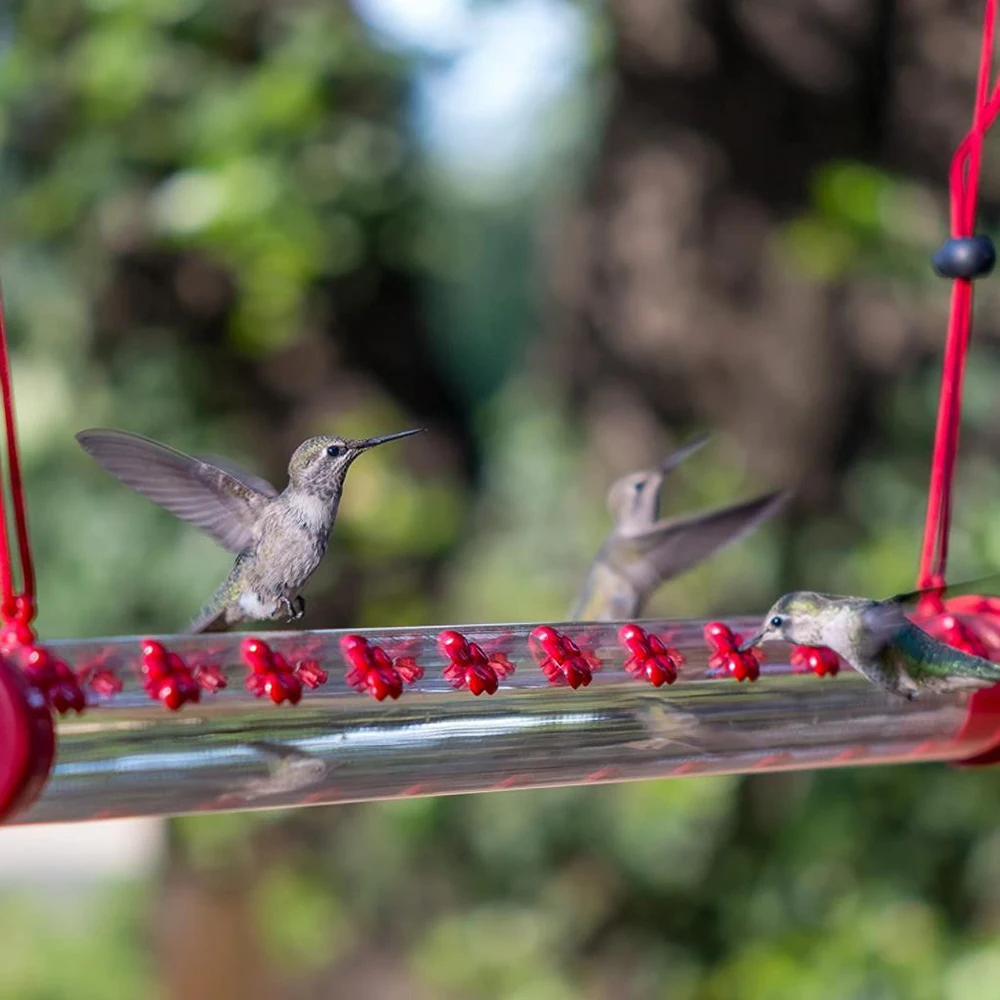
437, 630, 514, 696
140, 639, 201, 711
341, 635, 423, 701
240, 638, 302, 705
528, 626, 600, 689
704, 622, 762, 683
294, 659, 329, 690
24, 646, 87, 714
789, 644, 842, 677
85, 665, 123, 698
194, 663, 227, 693
618, 623, 684, 687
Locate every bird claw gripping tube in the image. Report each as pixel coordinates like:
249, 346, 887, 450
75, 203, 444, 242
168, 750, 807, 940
9, 613, 1000, 825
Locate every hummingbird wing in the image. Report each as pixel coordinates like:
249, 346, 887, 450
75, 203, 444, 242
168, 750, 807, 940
868, 614, 1000, 688
858, 600, 914, 650
618, 490, 790, 595
851, 575, 1000, 653
194, 454, 279, 499
883, 574, 1000, 609
76, 429, 275, 553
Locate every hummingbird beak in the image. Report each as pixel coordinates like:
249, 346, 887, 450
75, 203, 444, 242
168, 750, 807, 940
658, 434, 710, 474
737, 629, 765, 653
356, 428, 425, 450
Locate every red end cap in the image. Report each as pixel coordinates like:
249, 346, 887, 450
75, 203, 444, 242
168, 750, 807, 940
953, 684, 1000, 767
0, 656, 55, 821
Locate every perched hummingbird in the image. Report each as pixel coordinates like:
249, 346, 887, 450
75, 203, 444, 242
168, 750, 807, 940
75, 426, 423, 632
571, 435, 790, 621
740, 588, 1000, 698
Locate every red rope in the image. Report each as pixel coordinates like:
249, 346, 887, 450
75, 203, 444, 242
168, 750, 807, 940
0, 289, 35, 635
918, 0, 1000, 592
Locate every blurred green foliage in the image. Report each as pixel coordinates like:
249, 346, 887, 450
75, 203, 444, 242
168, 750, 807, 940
0, 885, 153, 999
3, 1, 1000, 999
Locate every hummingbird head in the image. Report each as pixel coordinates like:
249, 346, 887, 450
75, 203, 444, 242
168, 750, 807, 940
287, 428, 424, 494
739, 591, 847, 651
606, 469, 665, 528
605, 436, 710, 530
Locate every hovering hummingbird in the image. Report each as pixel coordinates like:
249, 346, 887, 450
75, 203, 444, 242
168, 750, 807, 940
740, 587, 1000, 698
76, 426, 424, 632
571, 436, 790, 621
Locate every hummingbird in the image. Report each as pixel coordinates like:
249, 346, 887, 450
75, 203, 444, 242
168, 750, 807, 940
571, 435, 790, 621
740, 587, 1000, 698
75, 426, 424, 632
238, 742, 328, 802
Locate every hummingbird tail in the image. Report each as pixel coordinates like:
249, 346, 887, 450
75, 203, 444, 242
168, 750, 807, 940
961, 659, 1000, 682
187, 610, 230, 634
186, 592, 231, 634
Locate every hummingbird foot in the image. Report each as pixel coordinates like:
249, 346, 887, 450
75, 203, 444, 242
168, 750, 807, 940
278, 595, 306, 622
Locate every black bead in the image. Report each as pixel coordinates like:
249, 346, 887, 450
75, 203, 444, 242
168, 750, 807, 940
932, 235, 996, 279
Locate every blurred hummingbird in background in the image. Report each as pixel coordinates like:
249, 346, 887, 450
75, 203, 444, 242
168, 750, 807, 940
740, 586, 1000, 698
571, 435, 789, 621
76, 426, 424, 632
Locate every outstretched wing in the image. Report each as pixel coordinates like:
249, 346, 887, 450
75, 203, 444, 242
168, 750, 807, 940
76, 428, 276, 553
195, 454, 279, 499
864, 573, 1000, 658
620, 490, 790, 594
858, 601, 914, 653
885, 574, 1000, 610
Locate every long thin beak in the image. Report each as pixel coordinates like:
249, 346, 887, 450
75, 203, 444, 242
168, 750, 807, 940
737, 630, 765, 653
659, 433, 711, 474
357, 428, 425, 450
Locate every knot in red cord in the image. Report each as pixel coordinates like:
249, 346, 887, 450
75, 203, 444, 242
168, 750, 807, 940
0, 595, 36, 652
1, 595, 32, 627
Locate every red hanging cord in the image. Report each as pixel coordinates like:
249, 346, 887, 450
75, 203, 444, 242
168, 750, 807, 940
0, 288, 35, 638
0, 290, 60, 816
918, 0, 1000, 593
911, 0, 1000, 768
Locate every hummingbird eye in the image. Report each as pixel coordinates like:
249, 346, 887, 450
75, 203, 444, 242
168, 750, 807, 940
326, 444, 343, 458
770, 616, 783, 628
633, 481, 644, 493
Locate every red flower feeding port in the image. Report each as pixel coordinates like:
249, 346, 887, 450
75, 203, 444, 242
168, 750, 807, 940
9, 616, 1000, 824
3, 4, 1000, 825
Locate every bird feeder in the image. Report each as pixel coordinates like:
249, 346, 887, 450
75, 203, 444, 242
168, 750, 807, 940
9, 617, 1000, 825
3, 2, 1000, 825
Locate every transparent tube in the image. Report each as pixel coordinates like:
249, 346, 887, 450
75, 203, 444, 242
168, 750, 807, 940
12, 616, 991, 825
